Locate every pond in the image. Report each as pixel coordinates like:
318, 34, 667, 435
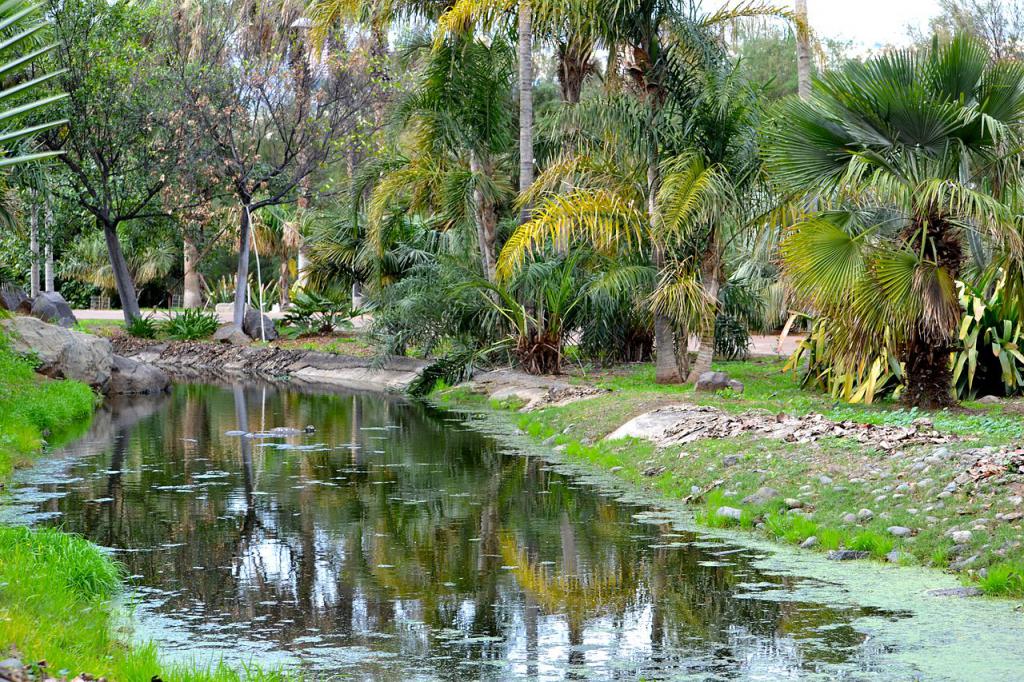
3, 382, 1022, 680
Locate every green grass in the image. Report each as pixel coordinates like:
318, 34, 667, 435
0, 343, 96, 478
442, 357, 1024, 598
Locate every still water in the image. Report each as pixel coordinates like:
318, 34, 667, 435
6, 382, 915, 680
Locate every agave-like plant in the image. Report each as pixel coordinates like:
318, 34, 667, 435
763, 35, 1024, 408
0, 0, 68, 168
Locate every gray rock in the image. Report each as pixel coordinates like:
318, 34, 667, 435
722, 454, 741, 468
716, 506, 743, 521
694, 371, 744, 393
977, 395, 1001, 405
887, 526, 913, 538
109, 355, 170, 395
828, 550, 870, 561
842, 512, 857, 524
800, 536, 819, 549
950, 530, 972, 544
742, 486, 780, 506
242, 306, 278, 341
542, 434, 558, 446
857, 508, 874, 521
0, 282, 29, 313
886, 550, 909, 563
818, 474, 834, 485
927, 587, 982, 598
30, 291, 77, 328
0, 315, 111, 391
784, 498, 805, 510
213, 324, 251, 345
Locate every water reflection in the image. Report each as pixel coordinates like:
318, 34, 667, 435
14, 382, 901, 679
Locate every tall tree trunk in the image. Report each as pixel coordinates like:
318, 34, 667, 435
43, 193, 54, 292
558, 37, 592, 104
278, 259, 291, 309
518, 1, 534, 223
233, 205, 252, 329
470, 151, 498, 282
687, 240, 722, 383
183, 233, 202, 309
605, 42, 621, 94
795, 0, 812, 100
29, 189, 39, 298
102, 219, 141, 323
648, 154, 681, 384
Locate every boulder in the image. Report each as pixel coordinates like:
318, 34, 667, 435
742, 486, 780, 506
0, 283, 30, 313
0, 315, 112, 391
242, 306, 278, 341
30, 291, 77, 328
694, 371, 744, 393
213, 324, 251, 346
109, 354, 170, 395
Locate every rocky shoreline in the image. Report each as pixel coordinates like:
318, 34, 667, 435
111, 336, 427, 393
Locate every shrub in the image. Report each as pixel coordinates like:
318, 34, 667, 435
160, 308, 219, 340
283, 290, 351, 336
125, 314, 158, 339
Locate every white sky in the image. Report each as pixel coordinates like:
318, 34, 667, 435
795, 0, 942, 50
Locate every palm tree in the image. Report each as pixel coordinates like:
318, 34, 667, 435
762, 36, 1024, 408
794, 0, 811, 99
499, 1, 789, 382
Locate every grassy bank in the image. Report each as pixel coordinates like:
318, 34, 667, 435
0, 341, 292, 681
438, 358, 1024, 597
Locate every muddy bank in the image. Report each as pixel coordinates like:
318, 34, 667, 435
112, 337, 426, 393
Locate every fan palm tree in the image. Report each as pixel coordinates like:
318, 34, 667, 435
762, 35, 1024, 408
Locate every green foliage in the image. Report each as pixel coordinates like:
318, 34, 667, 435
160, 308, 219, 340
0, 341, 94, 478
283, 290, 352, 336
978, 563, 1024, 596
954, 277, 1024, 399
126, 313, 158, 339
764, 36, 1024, 407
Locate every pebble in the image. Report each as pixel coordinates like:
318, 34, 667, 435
785, 498, 805, 510
937, 491, 952, 499
742, 487, 780, 506
895, 483, 910, 493
1010, 496, 1024, 507
828, 550, 870, 561
875, 495, 888, 503
906, 508, 919, 515
691, 485, 701, 495
925, 515, 939, 524
888, 526, 913, 538
842, 513, 857, 524
800, 536, 819, 549
857, 508, 874, 521
918, 478, 933, 488
950, 530, 972, 543
886, 550, 909, 563
819, 474, 834, 485
722, 455, 741, 467
609, 466, 623, 473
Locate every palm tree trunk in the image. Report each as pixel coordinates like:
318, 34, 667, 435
518, 1, 534, 223
183, 234, 202, 309
470, 151, 498, 282
29, 191, 39, 298
795, 0, 812, 100
233, 205, 252, 329
101, 219, 142, 323
687, 243, 723, 383
43, 193, 54, 292
902, 333, 956, 409
648, 155, 681, 384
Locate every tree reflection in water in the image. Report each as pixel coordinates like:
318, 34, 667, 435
23, 382, 901, 679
